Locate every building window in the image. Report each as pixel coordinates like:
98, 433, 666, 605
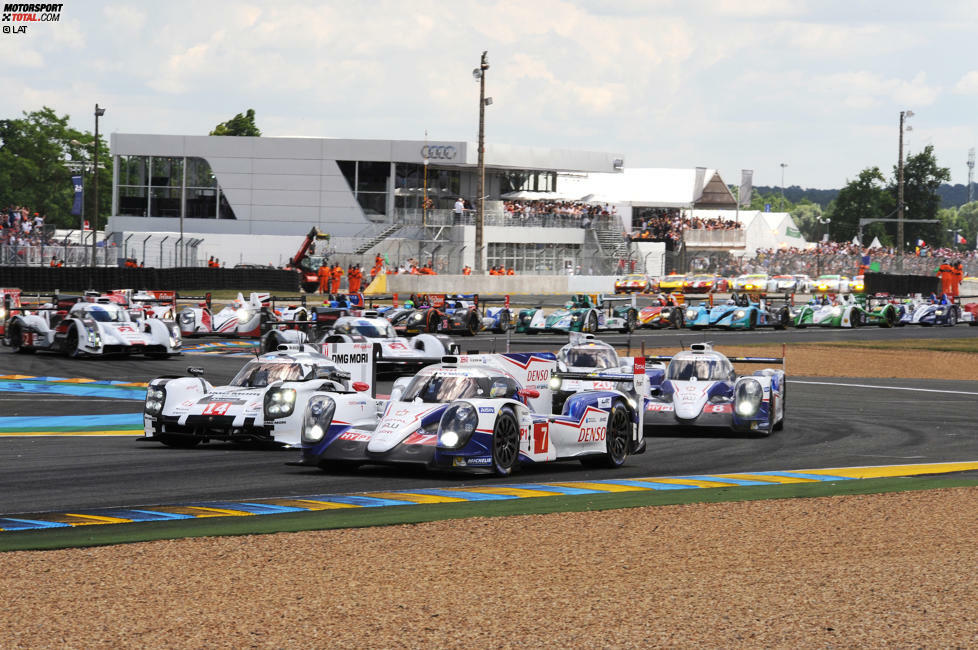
488, 242, 580, 273
338, 160, 389, 217
115, 155, 233, 220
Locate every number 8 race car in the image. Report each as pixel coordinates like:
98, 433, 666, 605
295, 352, 646, 476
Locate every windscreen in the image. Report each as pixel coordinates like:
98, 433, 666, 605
230, 361, 309, 388
400, 373, 495, 403
560, 347, 619, 369
666, 357, 733, 382
80, 306, 124, 322
337, 321, 396, 339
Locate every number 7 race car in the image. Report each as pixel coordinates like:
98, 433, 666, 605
643, 343, 785, 436
140, 342, 381, 448
295, 351, 646, 476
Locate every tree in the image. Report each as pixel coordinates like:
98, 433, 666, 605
210, 109, 262, 137
824, 167, 894, 244
0, 107, 110, 229
889, 145, 950, 248
790, 200, 823, 241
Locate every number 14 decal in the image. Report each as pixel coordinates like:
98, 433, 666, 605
202, 402, 232, 416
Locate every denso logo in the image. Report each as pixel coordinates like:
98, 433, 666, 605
526, 370, 550, 382
578, 426, 606, 443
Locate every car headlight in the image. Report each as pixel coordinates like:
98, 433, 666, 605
548, 376, 562, 391
144, 385, 166, 416
412, 312, 424, 321
264, 388, 297, 418
686, 308, 697, 319
733, 310, 746, 319
438, 401, 478, 448
935, 309, 945, 315
0, 308, 6, 320
301, 396, 336, 444
237, 309, 253, 323
735, 379, 763, 416
86, 328, 101, 346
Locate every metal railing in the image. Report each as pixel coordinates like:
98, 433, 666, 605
683, 229, 747, 247
394, 209, 616, 230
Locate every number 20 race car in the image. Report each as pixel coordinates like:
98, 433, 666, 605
296, 352, 646, 476
141, 342, 380, 447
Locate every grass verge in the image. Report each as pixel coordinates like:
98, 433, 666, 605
4, 474, 977, 552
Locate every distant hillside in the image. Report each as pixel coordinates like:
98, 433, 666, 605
752, 184, 977, 209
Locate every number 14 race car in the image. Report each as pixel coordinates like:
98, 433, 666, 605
296, 352, 646, 476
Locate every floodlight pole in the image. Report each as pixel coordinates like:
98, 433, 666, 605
475, 51, 488, 274
896, 110, 913, 271
91, 104, 105, 267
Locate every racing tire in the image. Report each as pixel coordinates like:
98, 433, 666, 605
773, 384, 785, 432
747, 312, 757, 331
774, 308, 789, 331
879, 308, 896, 328
158, 434, 202, 448
948, 309, 958, 327
463, 314, 479, 337
581, 402, 631, 468
620, 309, 637, 333
851, 310, 862, 328
673, 309, 685, 330
494, 310, 511, 334
65, 327, 81, 358
585, 313, 598, 333
7, 321, 32, 354
491, 409, 520, 477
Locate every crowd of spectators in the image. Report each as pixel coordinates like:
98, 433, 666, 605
628, 209, 743, 248
1, 205, 54, 247
503, 200, 615, 227
739, 241, 978, 277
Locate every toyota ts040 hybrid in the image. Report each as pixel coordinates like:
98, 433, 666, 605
644, 343, 785, 436
296, 351, 646, 476
4, 296, 181, 357
141, 342, 380, 447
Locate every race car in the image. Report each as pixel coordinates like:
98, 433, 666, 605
643, 343, 786, 436
516, 294, 638, 334
731, 273, 769, 293
767, 275, 804, 294
296, 351, 646, 476
857, 294, 900, 327
849, 275, 866, 293
637, 293, 686, 329
812, 274, 851, 294
902, 294, 962, 326
963, 301, 978, 325
260, 314, 459, 367
683, 274, 728, 294
548, 333, 662, 420
386, 302, 447, 335
96, 289, 178, 324
656, 274, 687, 292
4, 297, 182, 357
789, 294, 867, 328
140, 342, 379, 448
178, 292, 301, 338
614, 274, 651, 294
684, 294, 789, 330
440, 295, 511, 336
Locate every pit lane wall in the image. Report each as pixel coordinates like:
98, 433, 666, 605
0, 267, 300, 292
372, 274, 620, 296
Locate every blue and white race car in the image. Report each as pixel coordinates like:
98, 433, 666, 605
684, 294, 789, 330
644, 343, 786, 436
296, 351, 645, 475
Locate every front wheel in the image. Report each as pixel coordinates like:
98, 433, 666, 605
581, 403, 631, 468
491, 410, 520, 477
585, 312, 598, 333
773, 385, 786, 431
65, 327, 81, 357
464, 314, 479, 337
494, 310, 511, 334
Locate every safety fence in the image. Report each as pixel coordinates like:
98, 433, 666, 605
0, 267, 300, 292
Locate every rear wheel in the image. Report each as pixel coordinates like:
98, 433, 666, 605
748, 312, 757, 331
491, 410, 520, 476
7, 321, 30, 353
464, 314, 479, 337
494, 310, 511, 333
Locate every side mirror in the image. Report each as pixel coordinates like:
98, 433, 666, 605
518, 388, 540, 399
352, 381, 369, 392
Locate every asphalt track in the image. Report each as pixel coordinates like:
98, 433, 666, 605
1, 324, 977, 518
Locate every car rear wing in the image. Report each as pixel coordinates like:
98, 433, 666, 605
176, 292, 213, 309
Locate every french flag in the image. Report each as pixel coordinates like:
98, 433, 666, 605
916, 238, 926, 247
956, 233, 967, 245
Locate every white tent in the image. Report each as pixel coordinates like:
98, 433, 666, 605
555, 168, 732, 208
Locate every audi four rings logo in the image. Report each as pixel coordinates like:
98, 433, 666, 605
421, 145, 457, 160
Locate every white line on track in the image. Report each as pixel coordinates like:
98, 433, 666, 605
789, 379, 978, 396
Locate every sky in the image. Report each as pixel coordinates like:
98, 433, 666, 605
4, 0, 978, 190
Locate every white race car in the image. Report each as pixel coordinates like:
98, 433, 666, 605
141, 342, 380, 447
296, 351, 646, 475
178, 292, 306, 338
260, 314, 459, 367
4, 297, 181, 357
644, 343, 785, 435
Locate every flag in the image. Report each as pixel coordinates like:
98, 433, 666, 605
738, 170, 753, 208
71, 175, 83, 216
916, 238, 926, 247
956, 233, 967, 245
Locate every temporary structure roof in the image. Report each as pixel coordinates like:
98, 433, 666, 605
531, 168, 737, 208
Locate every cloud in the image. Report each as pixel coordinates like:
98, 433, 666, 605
953, 71, 978, 95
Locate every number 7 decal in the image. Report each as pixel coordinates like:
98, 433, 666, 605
533, 422, 549, 454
